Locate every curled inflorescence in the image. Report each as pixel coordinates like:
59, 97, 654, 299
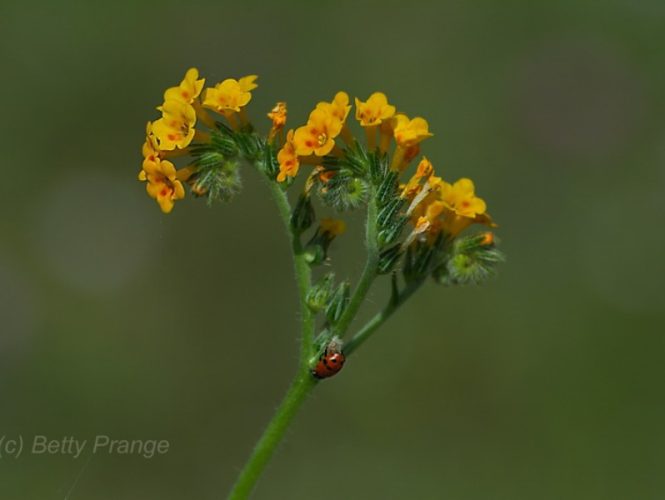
138, 68, 503, 288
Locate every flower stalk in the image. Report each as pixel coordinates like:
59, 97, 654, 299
227, 373, 316, 500
332, 192, 379, 337
136, 68, 505, 499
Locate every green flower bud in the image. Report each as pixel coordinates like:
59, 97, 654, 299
318, 174, 368, 211
434, 237, 505, 286
306, 273, 336, 313
304, 219, 346, 266
291, 194, 315, 233
191, 160, 242, 205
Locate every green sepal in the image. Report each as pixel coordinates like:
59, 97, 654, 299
378, 244, 403, 275
261, 143, 280, 180
325, 281, 350, 325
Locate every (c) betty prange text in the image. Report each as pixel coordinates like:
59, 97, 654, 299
0, 435, 170, 459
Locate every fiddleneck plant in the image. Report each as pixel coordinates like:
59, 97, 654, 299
138, 68, 505, 499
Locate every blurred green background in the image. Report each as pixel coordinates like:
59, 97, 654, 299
1, 0, 664, 498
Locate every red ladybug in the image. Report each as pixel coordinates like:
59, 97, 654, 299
312, 337, 345, 379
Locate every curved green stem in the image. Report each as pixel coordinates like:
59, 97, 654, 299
227, 374, 316, 500
228, 170, 403, 498
333, 194, 379, 337
227, 174, 315, 499
344, 279, 425, 356
265, 179, 315, 369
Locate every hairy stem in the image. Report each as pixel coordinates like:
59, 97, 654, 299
265, 179, 315, 369
227, 374, 316, 500
228, 171, 401, 498
227, 173, 315, 499
333, 193, 379, 337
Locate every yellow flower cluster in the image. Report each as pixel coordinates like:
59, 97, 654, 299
139, 74, 491, 238
137, 121, 190, 213
276, 91, 433, 183
270, 88, 490, 239
276, 92, 352, 182
138, 68, 258, 212
403, 158, 494, 239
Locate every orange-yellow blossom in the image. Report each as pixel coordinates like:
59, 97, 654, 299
393, 114, 433, 148
441, 178, 494, 234
163, 67, 205, 105
401, 157, 434, 199
391, 114, 432, 171
152, 100, 197, 150
293, 109, 342, 157
317, 91, 351, 124
202, 75, 258, 115
140, 158, 187, 213
277, 130, 300, 182
268, 102, 288, 130
441, 179, 487, 218
141, 121, 162, 170
355, 92, 396, 127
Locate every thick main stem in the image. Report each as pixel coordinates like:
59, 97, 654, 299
228, 173, 387, 499
265, 180, 315, 368
227, 374, 316, 500
227, 176, 315, 499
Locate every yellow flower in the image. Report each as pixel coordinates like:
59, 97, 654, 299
202, 75, 258, 115
431, 178, 494, 237
239, 75, 259, 92
293, 108, 342, 157
268, 102, 287, 142
141, 121, 162, 172
355, 92, 396, 127
317, 91, 351, 124
319, 218, 346, 236
152, 100, 197, 150
401, 157, 434, 199
441, 178, 487, 218
277, 129, 300, 182
141, 159, 186, 213
405, 171, 495, 241
354, 92, 396, 150
390, 114, 433, 171
268, 102, 287, 129
163, 67, 205, 105
393, 114, 432, 148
